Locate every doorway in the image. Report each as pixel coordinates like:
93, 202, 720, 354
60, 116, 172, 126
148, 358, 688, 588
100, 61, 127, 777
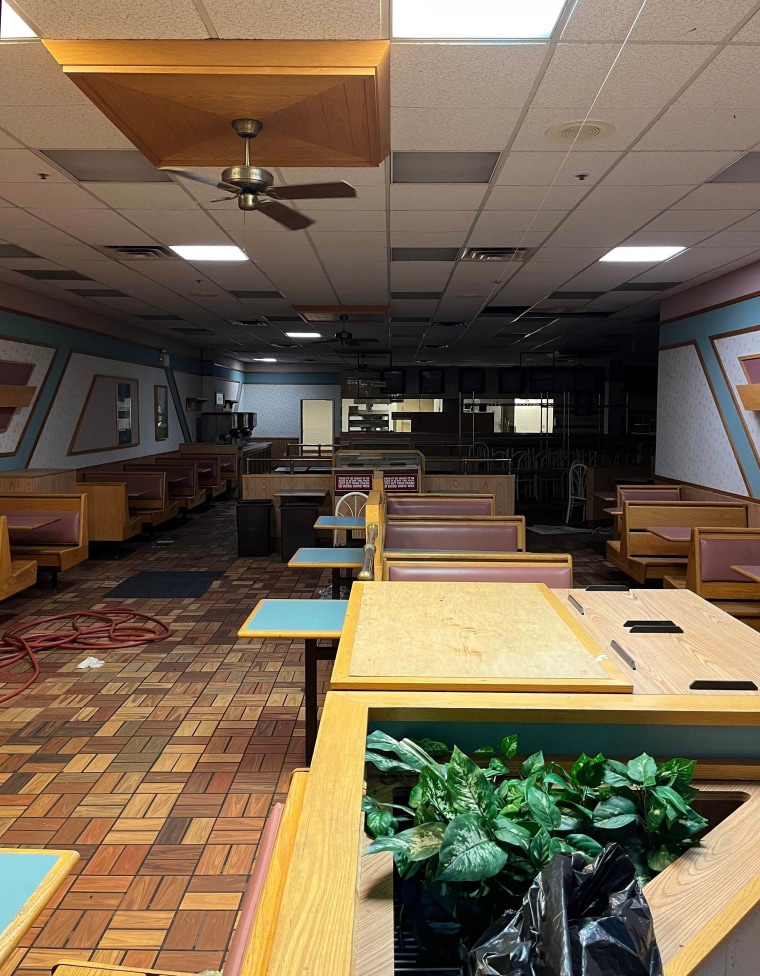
301, 399, 334, 456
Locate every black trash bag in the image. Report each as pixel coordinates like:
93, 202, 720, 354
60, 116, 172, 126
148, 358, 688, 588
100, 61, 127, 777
468, 844, 662, 976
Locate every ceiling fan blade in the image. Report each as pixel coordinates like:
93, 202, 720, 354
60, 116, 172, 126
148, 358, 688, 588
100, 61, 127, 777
267, 181, 356, 200
257, 198, 315, 231
209, 195, 236, 203
161, 168, 238, 193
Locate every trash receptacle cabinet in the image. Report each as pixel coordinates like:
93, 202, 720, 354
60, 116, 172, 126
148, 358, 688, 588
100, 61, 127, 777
280, 502, 319, 562
236, 499, 273, 556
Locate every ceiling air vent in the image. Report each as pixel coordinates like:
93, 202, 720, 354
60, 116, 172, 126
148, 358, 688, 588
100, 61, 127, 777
229, 319, 269, 328
101, 245, 174, 260
462, 247, 535, 262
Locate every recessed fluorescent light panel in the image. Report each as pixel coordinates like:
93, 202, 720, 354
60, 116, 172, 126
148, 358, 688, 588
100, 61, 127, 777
253, 358, 277, 362
392, 0, 566, 38
1, 0, 37, 38
170, 245, 247, 262
600, 246, 686, 263
286, 332, 321, 338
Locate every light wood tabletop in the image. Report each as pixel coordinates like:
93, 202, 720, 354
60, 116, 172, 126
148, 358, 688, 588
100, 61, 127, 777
560, 587, 760, 694
731, 565, 760, 583
0, 848, 79, 966
330, 581, 632, 693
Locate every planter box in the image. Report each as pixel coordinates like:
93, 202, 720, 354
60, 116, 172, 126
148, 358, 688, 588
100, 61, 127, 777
243, 691, 760, 976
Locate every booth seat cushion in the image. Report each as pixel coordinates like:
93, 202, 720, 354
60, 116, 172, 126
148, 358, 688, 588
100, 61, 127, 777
8, 511, 79, 546
388, 564, 572, 586
619, 488, 680, 503
700, 537, 760, 582
387, 498, 492, 516
384, 521, 518, 552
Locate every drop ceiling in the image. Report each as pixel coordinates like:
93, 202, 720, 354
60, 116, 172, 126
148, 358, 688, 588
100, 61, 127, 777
3, 0, 760, 368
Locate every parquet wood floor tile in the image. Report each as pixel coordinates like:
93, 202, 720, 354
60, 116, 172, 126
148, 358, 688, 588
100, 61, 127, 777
0, 500, 624, 974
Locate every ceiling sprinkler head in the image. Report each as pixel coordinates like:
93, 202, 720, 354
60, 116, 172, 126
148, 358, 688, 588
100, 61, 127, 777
575, 173, 590, 181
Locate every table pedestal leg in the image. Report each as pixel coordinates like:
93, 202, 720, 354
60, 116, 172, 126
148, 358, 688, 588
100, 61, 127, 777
332, 568, 341, 599
304, 639, 338, 764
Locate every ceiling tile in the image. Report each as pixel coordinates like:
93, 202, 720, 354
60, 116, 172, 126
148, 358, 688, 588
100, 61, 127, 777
296, 185, 386, 211
698, 231, 760, 248
0, 207, 91, 247
0, 182, 106, 209
0, 43, 89, 106
391, 43, 548, 108
0, 104, 133, 150
19, 0, 209, 37
391, 211, 476, 233
83, 182, 199, 210
390, 263, 454, 290
678, 46, 760, 106
202, 0, 383, 39
629, 0, 758, 41
602, 151, 740, 185
635, 104, 760, 151
673, 184, 760, 208
41, 149, 171, 183
597, 45, 716, 108
390, 231, 469, 247
733, 8, 760, 39
392, 152, 499, 183
120, 209, 231, 245
623, 230, 715, 246
496, 151, 621, 186
391, 247, 459, 261
0, 149, 69, 182
644, 209, 753, 231
391, 107, 519, 151
544, 209, 660, 246
0, 130, 23, 149
576, 184, 696, 210
318, 246, 388, 263
471, 211, 567, 236
29, 208, 160, 246
511, 106, 654, 153
391, 184, 487, 210
465, 225, 549, 249
485, 184, 588, 210
277, 165, 387, 186
307, 231, 388, 249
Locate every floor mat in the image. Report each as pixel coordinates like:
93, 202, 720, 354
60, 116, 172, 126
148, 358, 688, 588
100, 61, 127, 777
103, 570, 224, 599
528, 524, 593, 535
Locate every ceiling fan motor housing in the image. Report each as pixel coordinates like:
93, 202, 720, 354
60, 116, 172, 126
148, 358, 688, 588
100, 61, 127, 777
221, 165, 274, 191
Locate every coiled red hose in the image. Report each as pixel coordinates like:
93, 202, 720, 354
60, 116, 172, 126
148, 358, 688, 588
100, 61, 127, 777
0, 609, 172, 704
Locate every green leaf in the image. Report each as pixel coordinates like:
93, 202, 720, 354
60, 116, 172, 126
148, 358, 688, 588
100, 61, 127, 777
526, 784, 561, 830
654, 785, 690, 816
647, 845, 681, 873
656, 758, 696, 787
491, 817, 531, 851
473, 746, 494, 759
500, 735, 519, 759
409, 784, 423, 809
602, 759, 631, 788
627, 753, 657, 787
447, 746, 499, 820
529, 827, 552, 867
522, 751, 545, 777
436, 813, 508, 883
592, 796, 638, 829
365, 833, 412, 857
566, 833, 604, 859
365, 750, 415, 774
646, 795, 667, 831
572, 753, 606, 788
416, 737, 450, 758
366, 809, 394, 837
396, 822, 445, 861
365, 731, 439, 772
417, 765, 456, 819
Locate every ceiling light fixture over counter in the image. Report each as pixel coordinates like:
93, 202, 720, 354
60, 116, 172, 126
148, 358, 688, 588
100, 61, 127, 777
392, 0, 566, 39
600, 246, 687, 263
169, 245, 247, 262
253, 358, 277, 362
286, 332, 322, 339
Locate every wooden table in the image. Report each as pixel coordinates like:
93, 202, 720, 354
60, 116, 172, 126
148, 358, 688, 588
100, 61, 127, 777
0, 848, 79, 966
593, 491, 616, 502
731, 565, 760, 583
561, 587, 760, 694
646, 525, 692, 542
288, 547, 364, 598
331, 581, 632, 693
238, 599, 348, 761
275, 489, 329, 501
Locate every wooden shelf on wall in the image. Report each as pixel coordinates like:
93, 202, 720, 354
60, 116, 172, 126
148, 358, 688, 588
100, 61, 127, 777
0, 385, 35, 408
737, 384, 760, 410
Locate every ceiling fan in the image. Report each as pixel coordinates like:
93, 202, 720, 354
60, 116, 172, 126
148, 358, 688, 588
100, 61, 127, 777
302, 315, 381, 348
161, 119, 356, 230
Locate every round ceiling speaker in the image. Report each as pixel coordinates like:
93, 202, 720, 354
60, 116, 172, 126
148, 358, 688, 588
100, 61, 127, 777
545, 120, 616, 143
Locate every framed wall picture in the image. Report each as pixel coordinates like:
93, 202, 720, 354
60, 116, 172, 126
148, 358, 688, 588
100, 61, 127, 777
215, 391, 224, 406
154, 384, 169, 441
116, 382, 134, 444
69, 375, 140, 454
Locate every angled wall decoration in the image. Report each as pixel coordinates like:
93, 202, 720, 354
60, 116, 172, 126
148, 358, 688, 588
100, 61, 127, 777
42, 40, 391, 168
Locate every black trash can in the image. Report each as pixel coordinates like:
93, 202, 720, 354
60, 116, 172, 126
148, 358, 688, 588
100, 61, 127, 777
280, 502, 319, 562
236, 499, 273, 556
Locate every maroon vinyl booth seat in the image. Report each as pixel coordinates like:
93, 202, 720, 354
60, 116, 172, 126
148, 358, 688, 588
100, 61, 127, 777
618, 487, 681, 504
383, 520, 520, 552
80, 470, 180, 527
387, 497, 493, 516
386, 563, 572, 586
698, 537, 760, 582
7, 510, 79, 547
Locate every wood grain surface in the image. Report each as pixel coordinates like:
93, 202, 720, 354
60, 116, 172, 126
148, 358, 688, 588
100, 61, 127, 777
330, 582, 632, 692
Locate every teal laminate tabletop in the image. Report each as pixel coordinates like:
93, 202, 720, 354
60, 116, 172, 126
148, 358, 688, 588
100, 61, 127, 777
0, 848, 79, 965
238, 598, 348, 638
314, 515, 365, 530
288, 547, 364, 568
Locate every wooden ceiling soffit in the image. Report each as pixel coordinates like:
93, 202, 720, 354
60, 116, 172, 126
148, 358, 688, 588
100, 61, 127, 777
42, 40, 390, 168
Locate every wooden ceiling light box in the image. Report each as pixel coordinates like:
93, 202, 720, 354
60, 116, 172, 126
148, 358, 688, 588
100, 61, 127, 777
42, 40, 390, 169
